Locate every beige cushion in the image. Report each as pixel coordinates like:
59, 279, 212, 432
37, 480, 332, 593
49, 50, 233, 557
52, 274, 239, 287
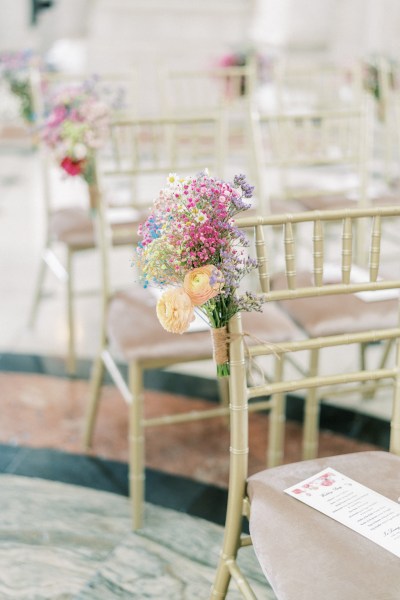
273, 272, 399, 337
107, 285, 300, 363
300, 192, 400, 211
248, 451, 400, 600
49, 207, 142, 249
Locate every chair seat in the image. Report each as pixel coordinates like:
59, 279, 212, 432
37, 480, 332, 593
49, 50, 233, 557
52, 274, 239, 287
107, 285, 300, 364
49, 207, 143, 250
299, 191, 400, 211
273, 272, 399, 337
247, 451, 400, 600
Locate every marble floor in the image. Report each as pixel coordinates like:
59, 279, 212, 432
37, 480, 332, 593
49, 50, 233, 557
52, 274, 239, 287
0, 363, 385, 599
0, 474, 273, 599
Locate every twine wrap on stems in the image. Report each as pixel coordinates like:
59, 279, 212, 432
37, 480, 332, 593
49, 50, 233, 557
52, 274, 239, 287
210, 325, 285, 380
210, 326, 230, 377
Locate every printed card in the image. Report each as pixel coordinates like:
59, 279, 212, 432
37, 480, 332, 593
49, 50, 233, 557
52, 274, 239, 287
285, 468, 400, 558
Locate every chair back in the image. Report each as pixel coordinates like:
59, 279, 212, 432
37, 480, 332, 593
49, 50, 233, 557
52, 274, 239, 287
229, 205, 400, 476
158, 63, 256, 116
92, 112, 226, 307
272, 60, 364, 111
249, 104, 372, 213
98, 113, 225, 210
370, 56, 400, 180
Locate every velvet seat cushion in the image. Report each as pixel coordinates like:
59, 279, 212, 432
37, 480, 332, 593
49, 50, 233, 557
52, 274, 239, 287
49, 207, 143, 249
272, 272, 399, 337
107, 285, 301, 363
247, 451, 400, 600
299, 191, 400, 211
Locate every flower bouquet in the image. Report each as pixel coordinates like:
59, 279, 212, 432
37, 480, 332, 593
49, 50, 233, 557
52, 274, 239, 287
216, 47, 273, 97
363, 55, 399, 121
41, 83, 110, 191
136, 171, 262, 376
0, 49, 39, 123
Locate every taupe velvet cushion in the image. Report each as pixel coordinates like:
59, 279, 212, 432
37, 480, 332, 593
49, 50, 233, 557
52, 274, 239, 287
107, 285, 301, 363
272, 272, 399, 337
50, 207, 141, 249
248, 451, 400, 600
300, 192, 400, 211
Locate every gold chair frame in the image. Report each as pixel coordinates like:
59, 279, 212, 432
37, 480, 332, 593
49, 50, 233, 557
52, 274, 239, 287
27, 67, 138, 373
211, 205, 400, 599
158, 62, 257, 181
84, 113, 227, 530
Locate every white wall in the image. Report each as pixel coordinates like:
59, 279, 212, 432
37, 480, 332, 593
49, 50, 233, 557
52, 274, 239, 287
0, 0, 35, 51
2, 1, 400, 78
85, 0, 256, 114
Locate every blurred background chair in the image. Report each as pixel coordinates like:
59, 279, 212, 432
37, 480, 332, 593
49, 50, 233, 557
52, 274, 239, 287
247, 101, 400, 267
271, 59, 364, 112
249, 104, 373, 216
245, 101, 400, 457
365, 55, 400, 186
211, 205, 400, 599
27, 67, 139, 373
82, 113, 301, 530
158, 62, 257, 180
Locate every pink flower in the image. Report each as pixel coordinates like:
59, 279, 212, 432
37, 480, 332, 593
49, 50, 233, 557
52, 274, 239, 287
48, 105, 68, 126
156, 288, 194, 334
60, 157, 84, 176
183, 265, 223, 306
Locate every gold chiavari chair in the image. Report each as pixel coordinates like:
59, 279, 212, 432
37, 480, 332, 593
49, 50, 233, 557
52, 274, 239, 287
211, 206, 400, 599
368, 56, 400, 185
272, 60, 364, 112
158, 62, 257, 179
82, 114, 300, 530
27, 67, 138, 373
248, 104, 373, 219
159, 63, 256, 115
249, 104, 399, 459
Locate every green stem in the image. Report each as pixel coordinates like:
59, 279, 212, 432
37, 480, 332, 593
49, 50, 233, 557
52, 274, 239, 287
216, 362, 230, 377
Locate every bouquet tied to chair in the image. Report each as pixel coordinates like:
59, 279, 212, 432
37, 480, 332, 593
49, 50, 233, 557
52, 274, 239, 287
41, 81, 110, 204
0, 49, 41, 124
136, 171, 263, 376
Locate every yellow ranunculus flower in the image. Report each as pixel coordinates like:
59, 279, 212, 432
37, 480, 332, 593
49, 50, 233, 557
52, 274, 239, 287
183, 265, 223, 306
156, 287, 194, 334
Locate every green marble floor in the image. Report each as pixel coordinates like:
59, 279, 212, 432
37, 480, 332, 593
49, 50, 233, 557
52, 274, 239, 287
0, 474, 276, 600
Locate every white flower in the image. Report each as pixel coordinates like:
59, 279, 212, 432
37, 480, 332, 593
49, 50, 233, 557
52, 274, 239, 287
72, 143, 87, 160
194, 211, 208, 224
167, 172, 178, 185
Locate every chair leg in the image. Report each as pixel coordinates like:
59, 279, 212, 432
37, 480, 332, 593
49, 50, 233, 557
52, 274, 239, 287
83, 351, 105, 449
66, 249, 76, 375
210, 498, 245, 599
211, 560, 232, 599
361, 339, 393, 401
359, 341, 373, 401
211, 497, 256, 599
27, 255, 48, 328
302, 348, 320, 460
267, 356, 285, 467
128, 361, 145, 531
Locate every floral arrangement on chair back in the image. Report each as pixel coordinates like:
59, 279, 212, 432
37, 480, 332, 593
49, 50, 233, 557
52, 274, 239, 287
0, 49, 42, 124
41, 82, 110, 202
135, 170, 262, 376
